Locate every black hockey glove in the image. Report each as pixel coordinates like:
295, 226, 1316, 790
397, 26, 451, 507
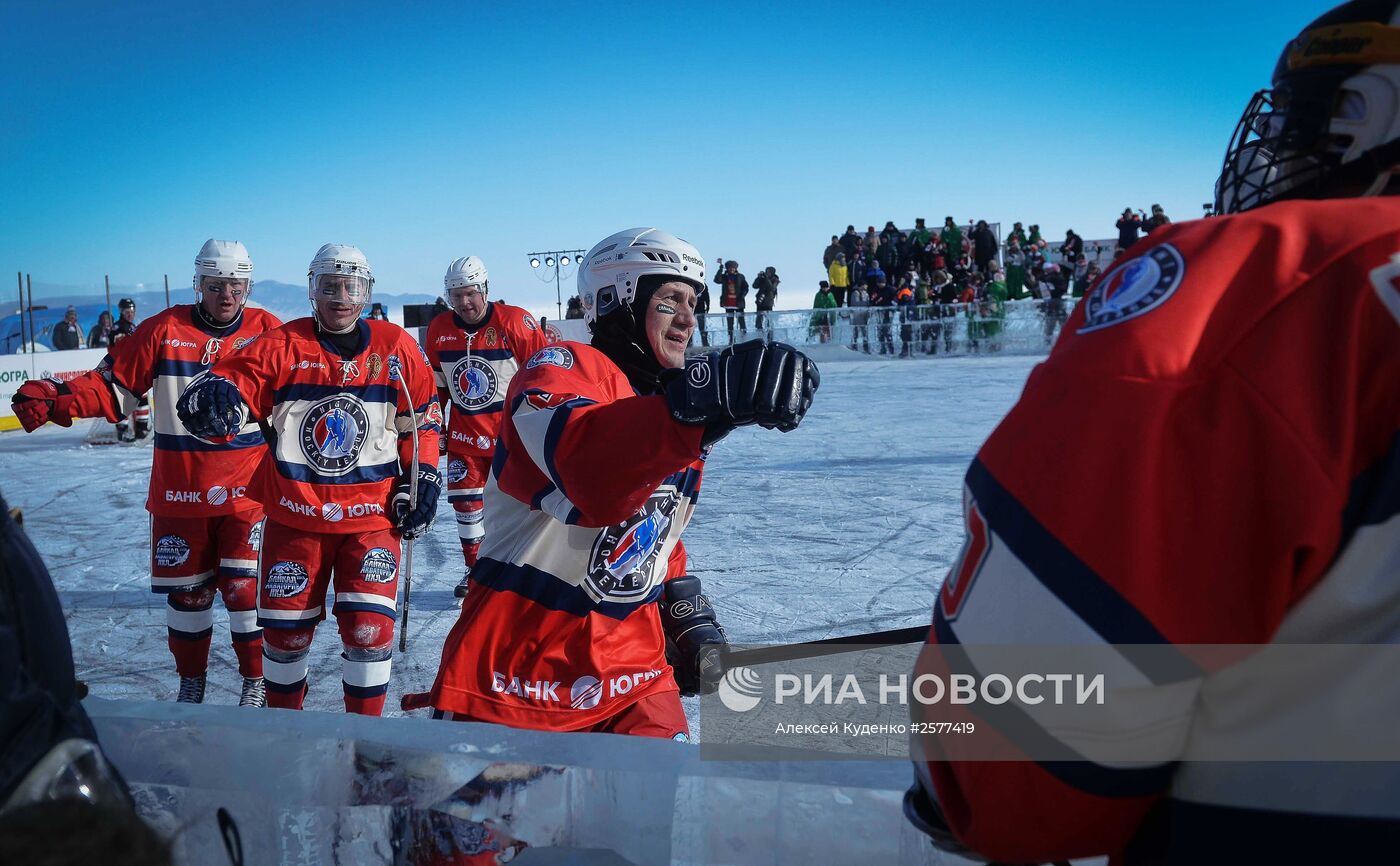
392, 464, 442, 540
659, 575, 728, 696
662, 341, 820, 446
176, 373, 246, 440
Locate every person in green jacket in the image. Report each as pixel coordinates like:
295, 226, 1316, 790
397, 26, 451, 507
940, 217, 964, 266
910, 217, 931, 248
809, 280, 838, 343
983, 273, 1008, 351
1004, 240, 1027, 300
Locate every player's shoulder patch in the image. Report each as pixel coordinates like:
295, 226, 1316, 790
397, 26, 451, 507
526, 345, 575, 370
1078, 243, 1185, 334
522, 313, 538, 332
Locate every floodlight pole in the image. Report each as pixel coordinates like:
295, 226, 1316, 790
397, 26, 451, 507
527, 248, 586, 320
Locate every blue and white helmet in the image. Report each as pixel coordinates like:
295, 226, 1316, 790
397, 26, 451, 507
577, 228, 706, 329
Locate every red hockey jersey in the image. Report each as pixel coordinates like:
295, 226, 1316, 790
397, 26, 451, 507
64, 305, 282, 517
426, 302, 549, 457
202, 318, 441, 534
417, 342, 707, 730
915, 199, 1400, 864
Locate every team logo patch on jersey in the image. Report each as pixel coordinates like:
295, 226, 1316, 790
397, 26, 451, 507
526, 346, 574, 370
449, 356, 499, 410
233, 336, 256, 350
321, 502, 344, 522
247, 519, 264, 551
447, 458, 468, 484
299, 395, 370, 476
484, 327, 498, 347
154, 535, 191, 569
585, 491, 676, 604
1079, 243, 1185, 334
367, 353, 383, 381
266, 561, 310, 598
570, 676, 602, 710
206, 485, 229, 506
523, 314, 538, 332
360, 547, 397, 583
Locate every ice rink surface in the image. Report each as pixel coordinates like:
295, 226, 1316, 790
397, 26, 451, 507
0, 351, 1041, 726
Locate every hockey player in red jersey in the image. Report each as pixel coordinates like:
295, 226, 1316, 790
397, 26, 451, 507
177, 243, 442, 716
405, 228, 819, 738
426, 255, 549, 598
906, 3, 1400, 863
10, 239, 281, 707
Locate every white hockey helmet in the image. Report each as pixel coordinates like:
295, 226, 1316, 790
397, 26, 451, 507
577, 227, 706, 328
307, 243, 374, 305
444, 255, 489, 294
193, 239, 253, 298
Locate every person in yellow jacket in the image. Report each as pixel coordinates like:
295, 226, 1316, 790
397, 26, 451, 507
827, 252, 850, 307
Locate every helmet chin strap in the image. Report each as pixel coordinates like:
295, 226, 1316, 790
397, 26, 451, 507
591, 301, 664, 393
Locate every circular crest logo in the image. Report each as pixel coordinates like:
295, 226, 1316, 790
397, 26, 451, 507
446, 458, 469, 484
1079, 244, 1185, 334
154, 535, 190, 568
299, 395, 370, 476
585, 491, 675, 603
206, 485, 229, 506
450, 356, 498, 410
523, 315, 538, 332
361, 547, 397, 583
570, 676, 602, 710
718, 666, 763, 713
266, 561, 310, 598
321, 502, 344, 522
544, 323, 563, 344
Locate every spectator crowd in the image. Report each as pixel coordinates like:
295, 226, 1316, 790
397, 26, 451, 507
557, 204, 1174, 357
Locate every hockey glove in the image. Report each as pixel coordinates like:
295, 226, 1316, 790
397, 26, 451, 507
751, 341, 820, 432
659, 575, 728, 696
11, 377, 78, 432
392, 464, 442, 540
176, 373, 246, 440
662, 341, 820, 446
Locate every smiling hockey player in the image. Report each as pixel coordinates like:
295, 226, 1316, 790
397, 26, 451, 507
406, 227, 820, 738
426, 255, 549, 598
11, 239, 280, 708
177, 243, 441, 716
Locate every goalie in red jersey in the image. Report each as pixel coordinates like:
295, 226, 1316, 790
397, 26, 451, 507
906, 3, 1400, 863
405, 228, 820, 739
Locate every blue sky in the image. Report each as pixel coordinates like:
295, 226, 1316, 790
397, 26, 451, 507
1, 0, 1318, 316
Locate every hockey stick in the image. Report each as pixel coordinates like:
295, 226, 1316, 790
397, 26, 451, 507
390, 355, 419, 653
721, 624, 929, 668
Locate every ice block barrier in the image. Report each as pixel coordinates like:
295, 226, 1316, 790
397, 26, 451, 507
87, 698, 943, 865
